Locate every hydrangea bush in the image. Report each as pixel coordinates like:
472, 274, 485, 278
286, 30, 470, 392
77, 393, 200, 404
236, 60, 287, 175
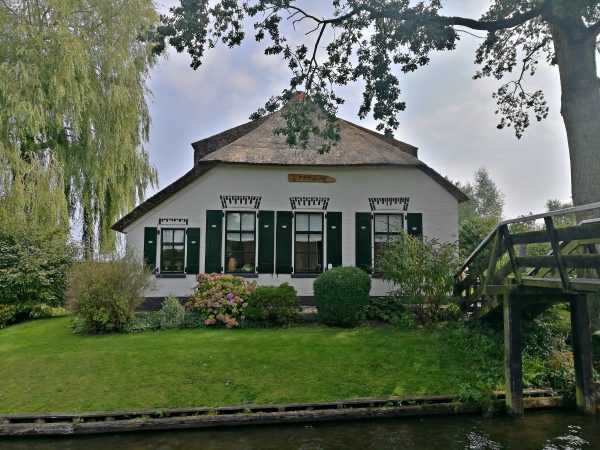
186, 273, 256, 328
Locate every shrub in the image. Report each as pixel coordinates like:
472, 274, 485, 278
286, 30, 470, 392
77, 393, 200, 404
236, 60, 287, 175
313, 266, 371, 327
124, 312, 160, 333
378, 231, 459, 324
366, 297, 416, 328
186, 273, 256, 328
245, 283, 300, 326
0, 303, 67, 328
66, 253, 150, 334
181, 310, 206, 329
0, 222, 75, 309
158, 296, 185, 329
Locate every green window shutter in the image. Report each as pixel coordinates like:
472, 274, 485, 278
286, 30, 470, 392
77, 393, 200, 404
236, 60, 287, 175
205, 210, 223, 273
257, 211, 275, 273
143, 227, 157, 271
185, 227, 200, 274
355, 213, 372, 271
327, 212, 342, 268
407, 213, 423, 239
275, 211, 293, 274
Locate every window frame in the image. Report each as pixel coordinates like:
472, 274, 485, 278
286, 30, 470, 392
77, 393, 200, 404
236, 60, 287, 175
373, 213, 405, 266
159, 227, 186, 274
294, 212, 324, 274
224, 211, 257, 274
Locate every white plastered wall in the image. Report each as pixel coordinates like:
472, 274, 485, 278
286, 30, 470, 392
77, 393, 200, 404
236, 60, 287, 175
123, 164, 459, 297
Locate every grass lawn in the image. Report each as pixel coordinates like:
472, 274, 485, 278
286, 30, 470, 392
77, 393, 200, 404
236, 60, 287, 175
0, 317, 498, 413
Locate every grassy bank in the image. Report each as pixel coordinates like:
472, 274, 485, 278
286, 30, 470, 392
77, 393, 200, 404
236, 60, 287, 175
0, 317, 501, 413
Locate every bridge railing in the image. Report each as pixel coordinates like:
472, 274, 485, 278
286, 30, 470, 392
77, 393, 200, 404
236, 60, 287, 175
454, 202, 600, 314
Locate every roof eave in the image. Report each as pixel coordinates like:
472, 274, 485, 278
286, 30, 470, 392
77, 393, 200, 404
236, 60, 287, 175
111, 161, 220, 233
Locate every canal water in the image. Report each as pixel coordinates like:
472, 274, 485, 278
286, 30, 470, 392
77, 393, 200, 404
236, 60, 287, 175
1, 410, 599, 449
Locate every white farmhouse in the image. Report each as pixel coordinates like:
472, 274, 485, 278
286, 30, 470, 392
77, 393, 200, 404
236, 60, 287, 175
112, 100, 467, 301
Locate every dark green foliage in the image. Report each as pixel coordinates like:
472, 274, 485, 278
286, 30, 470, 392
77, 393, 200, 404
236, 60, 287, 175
313, 266, 371, 327
0, 303, 66, 328
378, 231, 460, 324
245, 282, 301, 326
124, 311, 161, 333
0, 223, 75, 308
441, 321, 504, 405
125, 307, 205, 333
366, 297, 417, 328
459, 216, 498, 259
521, 304, 577, 401
181, 310, 207, 329
66, 254, 150, 334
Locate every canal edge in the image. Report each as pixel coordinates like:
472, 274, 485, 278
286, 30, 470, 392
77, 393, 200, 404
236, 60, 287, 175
0, 389, 563, 436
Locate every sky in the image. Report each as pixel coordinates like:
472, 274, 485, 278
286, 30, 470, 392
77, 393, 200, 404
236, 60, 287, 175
146, 0, 573, 219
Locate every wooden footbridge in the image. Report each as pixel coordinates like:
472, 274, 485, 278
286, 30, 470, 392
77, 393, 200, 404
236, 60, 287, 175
454, 202, 600, 416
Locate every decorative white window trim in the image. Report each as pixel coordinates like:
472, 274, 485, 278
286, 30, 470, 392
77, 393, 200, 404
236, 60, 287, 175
290, 196, 330, 210
220, 195, 261, 209
158, 218, 188, 225
369, 197, 410, 211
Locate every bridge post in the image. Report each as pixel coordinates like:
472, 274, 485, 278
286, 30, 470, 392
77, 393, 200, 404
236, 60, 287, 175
504, 292, 524, 417
570, 294, 596, 414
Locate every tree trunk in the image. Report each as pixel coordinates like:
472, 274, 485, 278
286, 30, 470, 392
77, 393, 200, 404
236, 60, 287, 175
551, 21, 600, 208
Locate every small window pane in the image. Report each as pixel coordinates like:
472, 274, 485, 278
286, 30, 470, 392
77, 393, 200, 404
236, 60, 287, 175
374, 234, 387, 244
162, 229, 174, 243
296, 234, 309, 242
241, 232, 254, 242
374, 216, 388, 233
296, 214, 309, 232
309, 233, 322, 243
227, 212, 240, 231
309, 214, 322, 231
226, 232, 241, 242
241, 213, 255, 231
389, 215, 403, 232
173, 230, 185, 243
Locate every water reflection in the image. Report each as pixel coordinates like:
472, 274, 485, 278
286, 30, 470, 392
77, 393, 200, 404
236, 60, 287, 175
0, 411, 598, 450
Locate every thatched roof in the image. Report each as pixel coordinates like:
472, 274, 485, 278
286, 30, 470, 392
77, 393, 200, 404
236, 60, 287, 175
112, 102, 467, 232
191, 108, 419, 166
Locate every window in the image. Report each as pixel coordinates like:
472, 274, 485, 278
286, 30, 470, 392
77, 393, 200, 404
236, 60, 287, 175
161, 228, 185, 273
374, 214, 404, 263
225, 212, 256, 273
295, 213, 323, 273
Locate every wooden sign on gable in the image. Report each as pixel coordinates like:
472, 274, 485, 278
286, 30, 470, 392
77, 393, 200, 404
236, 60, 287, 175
288, 174, 336, 183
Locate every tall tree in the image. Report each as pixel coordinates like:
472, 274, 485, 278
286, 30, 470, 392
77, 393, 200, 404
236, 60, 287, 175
456, 168, 504, 257
156, 0, 600, 207
0, 0, 158, 255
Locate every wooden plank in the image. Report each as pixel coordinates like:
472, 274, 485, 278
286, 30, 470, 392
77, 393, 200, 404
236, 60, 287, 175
516, 254, 600, 269
510, 223, 600, 245
510, 229, 550, 245
521, 277, 600, 292
570, 295, 596, 414
501, 225, 522, 284
557, 222, 600, 242
585, 244, 600, 278
483, 230, 504, 293
545, 217, 570, 290
504, 292, 524, 417
499, 201, 600, 227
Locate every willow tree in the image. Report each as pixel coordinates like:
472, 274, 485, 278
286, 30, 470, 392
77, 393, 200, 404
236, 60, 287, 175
156, 0, 600, 207
0, 0, 158, 255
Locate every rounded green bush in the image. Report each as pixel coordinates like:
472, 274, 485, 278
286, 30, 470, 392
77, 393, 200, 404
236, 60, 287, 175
313, 266, 371, 327
245, 282, 300, 326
